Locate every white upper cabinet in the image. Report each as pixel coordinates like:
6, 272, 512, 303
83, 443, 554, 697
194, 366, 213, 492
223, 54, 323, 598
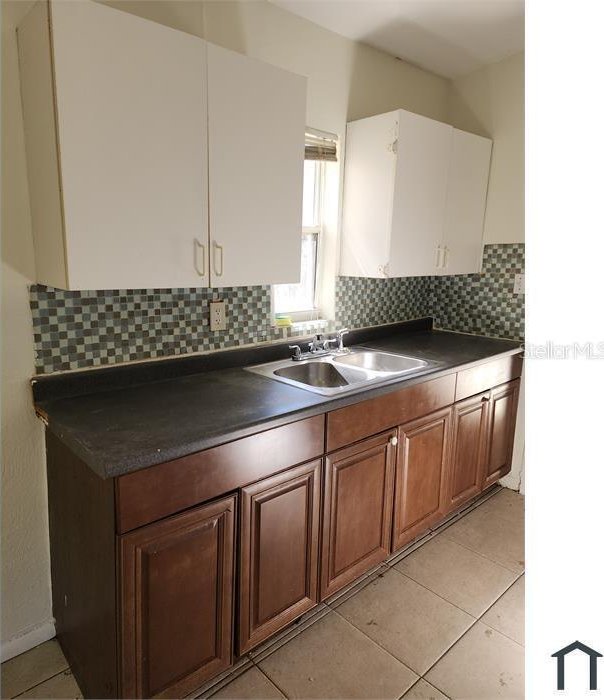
340, 109, 492, 278
207, 44, 306, 288
340, 111, 399, 278
19, 0, 210, 290
389, 111, 453, 278
441, 129, 493, 275
18, 1, 307, 290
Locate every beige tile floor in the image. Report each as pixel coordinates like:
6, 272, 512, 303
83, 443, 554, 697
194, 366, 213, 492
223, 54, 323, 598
1, 488, 524, 700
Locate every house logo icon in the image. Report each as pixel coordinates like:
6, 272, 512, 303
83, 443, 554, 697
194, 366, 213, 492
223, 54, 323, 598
552, 641, 603, 691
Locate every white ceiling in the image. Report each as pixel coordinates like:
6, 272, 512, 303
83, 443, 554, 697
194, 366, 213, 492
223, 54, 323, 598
271, 0, 524, 79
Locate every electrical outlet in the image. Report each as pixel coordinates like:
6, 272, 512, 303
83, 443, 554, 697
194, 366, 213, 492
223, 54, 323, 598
513, 273, 525, 295
209, 300, 226, 331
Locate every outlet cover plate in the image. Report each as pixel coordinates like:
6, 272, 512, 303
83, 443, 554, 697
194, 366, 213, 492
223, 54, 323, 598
210, 300, 227, 331
513, 273, 525, 295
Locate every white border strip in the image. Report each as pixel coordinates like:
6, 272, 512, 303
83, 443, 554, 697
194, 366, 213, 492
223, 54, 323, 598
1, 620, 56, 662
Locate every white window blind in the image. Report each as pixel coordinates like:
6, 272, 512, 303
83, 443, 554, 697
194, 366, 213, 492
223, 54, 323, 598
305, 128, 338, 162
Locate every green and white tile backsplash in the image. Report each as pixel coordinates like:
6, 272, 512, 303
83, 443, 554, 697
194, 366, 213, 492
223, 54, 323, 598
336, 243, 525, 340
30, 243, 524, 374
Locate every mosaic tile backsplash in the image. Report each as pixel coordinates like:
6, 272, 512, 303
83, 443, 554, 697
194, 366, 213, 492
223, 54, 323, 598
30, 243, 524, 374
336, 243, 525, 341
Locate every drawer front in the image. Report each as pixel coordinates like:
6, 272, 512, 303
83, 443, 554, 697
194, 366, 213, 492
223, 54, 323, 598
455, 354, 522, 402
116, 415, 325, 533
326, 374, 456, 452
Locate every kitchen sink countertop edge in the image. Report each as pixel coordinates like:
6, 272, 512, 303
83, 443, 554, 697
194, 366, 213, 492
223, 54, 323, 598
35, 327, 522, 479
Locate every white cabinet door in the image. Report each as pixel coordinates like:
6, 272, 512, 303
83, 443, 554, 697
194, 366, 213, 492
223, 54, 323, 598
442, 129, 492, 275
389, 111, 452, 278
50, 0, 209, 289
207, 43, 306, 287
340, 112, 399, 278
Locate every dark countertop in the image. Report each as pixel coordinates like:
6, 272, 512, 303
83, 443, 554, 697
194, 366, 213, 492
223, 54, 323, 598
36, 327, 521, 479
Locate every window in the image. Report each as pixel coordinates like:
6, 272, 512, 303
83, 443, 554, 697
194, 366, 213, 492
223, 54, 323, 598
273, 159, 323, 318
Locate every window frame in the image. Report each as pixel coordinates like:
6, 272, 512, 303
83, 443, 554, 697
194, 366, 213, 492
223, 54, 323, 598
272, 160, 325, 322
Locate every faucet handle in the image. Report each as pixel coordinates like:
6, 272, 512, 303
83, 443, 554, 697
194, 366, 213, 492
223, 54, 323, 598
336, 328, 350, 352
289, 345, 302, 360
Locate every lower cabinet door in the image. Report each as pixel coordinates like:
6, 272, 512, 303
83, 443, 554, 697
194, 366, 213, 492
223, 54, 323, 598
482, 379, 520, 489
119, 496, 235, 699
446, 393, 490, 512
238, 460, 321, 654
321, 430, 396, 599
392, 407, 452, 552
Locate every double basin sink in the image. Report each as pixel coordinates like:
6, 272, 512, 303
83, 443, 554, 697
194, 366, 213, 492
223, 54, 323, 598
246, 349, 430, 396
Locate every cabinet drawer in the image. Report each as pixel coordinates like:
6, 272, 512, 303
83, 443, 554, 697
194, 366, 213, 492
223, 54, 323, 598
116, 415, 325, 533
326, 375, 455, 452
455, 354, 522, 402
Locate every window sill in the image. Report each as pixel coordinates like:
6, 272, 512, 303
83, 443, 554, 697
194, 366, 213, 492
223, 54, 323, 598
271, 318, 336, 338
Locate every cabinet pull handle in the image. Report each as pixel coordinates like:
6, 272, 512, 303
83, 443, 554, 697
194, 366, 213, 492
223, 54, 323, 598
481, 395, 490, 402
213, 241, 224, 277
443, 246, 449, 269
389, 436, 398, 446
435, 245, 441, 269
194, 239, 205, 277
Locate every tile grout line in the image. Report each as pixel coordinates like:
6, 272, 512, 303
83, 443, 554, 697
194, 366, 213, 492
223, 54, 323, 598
439, 530, 524, 574
250, 661, 289, 699
339, 556, 523, 697
330, 607, 424, 682
437, 514, 525, 575
391, 550, 521, 618
11, 666, 74, 699
476, 573, 525, 648
418, 572, 525, 688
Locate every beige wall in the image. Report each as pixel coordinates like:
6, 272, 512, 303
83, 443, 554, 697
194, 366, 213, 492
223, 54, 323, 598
448, 52, 525, 244
1, 0, 54, 660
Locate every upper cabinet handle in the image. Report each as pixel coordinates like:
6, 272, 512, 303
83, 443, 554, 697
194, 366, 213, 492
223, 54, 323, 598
194, 239, 206, 277
443, 246, 449, 269
213, 241, 224, 277
435, 245, 445, 269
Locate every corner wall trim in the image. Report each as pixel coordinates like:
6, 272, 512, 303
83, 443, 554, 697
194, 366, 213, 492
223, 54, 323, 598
1, 620, 56, 662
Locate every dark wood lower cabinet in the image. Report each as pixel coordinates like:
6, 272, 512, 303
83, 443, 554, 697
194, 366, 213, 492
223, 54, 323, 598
45, 357, 522, 699
446, 392, 490, 511
392, 407, 452, 552
238, 460, 321, 654
119, 496, 235, 699
321, 431, 396, 599
482, 379, 520, 488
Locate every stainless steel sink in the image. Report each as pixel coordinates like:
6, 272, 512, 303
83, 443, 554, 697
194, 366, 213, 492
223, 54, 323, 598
275, 362, 352, 388
333, 350, 427, 374
246, 348, 432, 396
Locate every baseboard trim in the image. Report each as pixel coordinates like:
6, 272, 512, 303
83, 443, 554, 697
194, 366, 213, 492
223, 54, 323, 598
1, 620, 56, 662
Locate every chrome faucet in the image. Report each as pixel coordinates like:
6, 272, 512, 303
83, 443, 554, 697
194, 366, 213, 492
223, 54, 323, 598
288, 329, 350, 361
335, 328, 349, 353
